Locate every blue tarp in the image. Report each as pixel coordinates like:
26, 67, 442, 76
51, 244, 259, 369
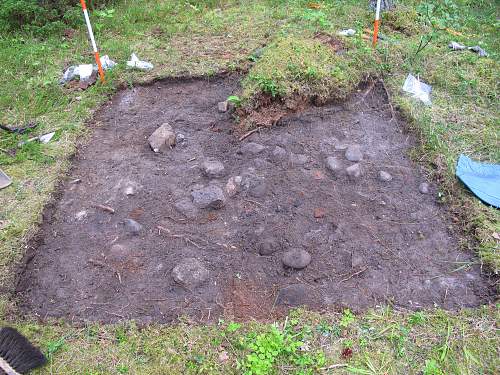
456, 154, 500, 208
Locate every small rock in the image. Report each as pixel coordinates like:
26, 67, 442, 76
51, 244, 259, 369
124, 219, 143, 235
290, 153, 309, 166
225, 176, 242, 197
124, 186, 136, 196
319, 137, 339, 154
325, 156, 342, 174
174, 198, 199, 219
314, 208, 326, 218
176, 133, 186, 146
253, 158, 272, 169
75, 210, 87, 221
345, 145, 363, 162
148, 123, 176, 153
218, 101, 229, 113
201, 159, 226, 178
351, 253, 364, 268
258, 238, 281, 256
109, 244, 129, 260
335, 143, 348, 151
275, 134, 291, 147
219, 351, 229, 363
282, 249, 312, 269
248, 179, 267, 198
239, 142, 266, 155
276, 284, 313, 307
271, 146, 287, 162
191, 186, 225, 209
346, 163, 361, 180
419, 182, 430, 194
172, 258, 209, 289
378, 171, 393, 182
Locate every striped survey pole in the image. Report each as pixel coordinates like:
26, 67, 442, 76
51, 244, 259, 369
79, 0, 105, 82
372, 0, 382, 47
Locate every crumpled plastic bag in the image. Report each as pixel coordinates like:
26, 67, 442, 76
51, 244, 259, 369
402, 74, 432, 106
456, 154, 500, 208
468, 45, 488, 57
338, 29, 356, 37
448, 41, 465, 50
126, 53, 154, 71
60, 55, 116, 84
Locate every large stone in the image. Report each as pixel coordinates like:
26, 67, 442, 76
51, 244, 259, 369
276, 284, 314, 307
148, 123, 176, 153
378, 171, 393, 182
282, 249, 312, 269
345, 144, 363, 162
172, 258, 209, 289
191, 185, 225, 209
258, 237, 281, 256
174, 198, 199, 218
201, 159, 226, 178
239, 142, 266, 155
325, 156, 342, 174
419, 182, 430, 194
124, 219, 143, 235
346, 163, 362, 180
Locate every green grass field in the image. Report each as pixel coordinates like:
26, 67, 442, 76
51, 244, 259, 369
0, 0, 498, 373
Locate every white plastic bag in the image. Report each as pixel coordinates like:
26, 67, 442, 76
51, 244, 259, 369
338, 29, 356, 37
100, 55, 117, 70
127, 53, 154, 71
402, 74, 432, 105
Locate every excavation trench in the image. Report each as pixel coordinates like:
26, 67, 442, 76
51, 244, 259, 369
16, 76, 493, 323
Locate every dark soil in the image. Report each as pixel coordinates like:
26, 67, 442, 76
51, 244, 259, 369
16, 76, 493, 323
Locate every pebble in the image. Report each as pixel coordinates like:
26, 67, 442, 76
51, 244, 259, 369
276, 284, 313, 307
172, 258, 209, 289
346, 163, 361, 180
419, 182, 430, 194
75, 210, 87, 221
109, 244, 129, 260
282, 249, 312, 269
325, 156, 342, 174
319, 137, 339, 154
345, 144, 363, 162
148, 122, 176, 153
225, 176, 242, 197
258, 237, 281, 256
271, 146, 288, 162
351, 253, 364, 268
218, 101, 229, 113
176, 133, 187, 146
174, 198, 199, 218
124, 186, 135, 196
290, 153, 309, 166
335, 143, 348, 151
239, 142, 266, 155
378, 171, 393, 182
191, 185, 225, 209
124, 219, 143, 235
249, 180, 268, 198
201, 159, 226, 178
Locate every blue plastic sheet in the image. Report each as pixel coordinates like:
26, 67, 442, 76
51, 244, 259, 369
456, 154, 500, 208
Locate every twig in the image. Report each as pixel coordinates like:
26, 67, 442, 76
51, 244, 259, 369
380, 79, 396, 123
239, 127, 262, 141
94, 204, 115, 214
104, 311, 125, 319
320, 364, 348, 370
340, 267, 368, 283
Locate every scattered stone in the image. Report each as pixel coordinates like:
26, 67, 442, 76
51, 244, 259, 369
346, 163, 362, 180
345, 144, 363, 162
124, 218, 143, 235
218, 101, 229, 113
325, 156, 342, 174
378, 171, 393, 182
174, 198, 199, 219
239, 142, 266, 155
75, 210, 87, 221
314, 208, 326, 218
201, 159, 226, 178
191, 185, 225, 209
290, 153, 309, 166
172, 258, 209, 289
351, 253, 364, 268
282, 249, 312, 269
419, 182, 430, 194
271, 146, 287, 162
276, 284, 313, 307
258, 237, 281, 256
225, 176, 242, 197
148, 123, 176, 152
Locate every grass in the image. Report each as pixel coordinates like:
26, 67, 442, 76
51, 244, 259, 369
0, 0, 498, 373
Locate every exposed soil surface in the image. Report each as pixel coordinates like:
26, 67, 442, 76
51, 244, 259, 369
16, 76, 493, 323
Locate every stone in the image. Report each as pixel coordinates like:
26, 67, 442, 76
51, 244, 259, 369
109, 244, 129, 260
335, 143, 348, 151
271, 146, 287, 162
282, 249, 312, 269
225, 176, 242, 197
172, 258, 209, 289
75, 210, 87, 221
248, 179, 267, 198
419, 182, 430, 194
148, 123, 176, 153
275, 134, 291, 147
124, 219, 143, 235
351, 253, 364, 268
201, 159, 226, 178
325, 156, 342, 174
346, 163, 361, 180
319, 137, 339, 154
378, 171, 393, 182
124, 186, 135, 195
239, 142, 266, 155
176, 133, 186, 146
253, 158, 272, 169
290, 153, 309, 166
174, 198, 199, 219
314, 208, 326, 218
191, 185, 225, 209
276, 284, 313, 307
345, 144, 363, 162
218, 101, 229, 112
258, 237, 281, 256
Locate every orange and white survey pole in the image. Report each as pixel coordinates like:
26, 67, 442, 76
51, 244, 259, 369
372, 0, 382, 47
79, 0, 105, 82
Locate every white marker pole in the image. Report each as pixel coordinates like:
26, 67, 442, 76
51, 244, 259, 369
80, 0, 105, 82
373, 0, 382, 47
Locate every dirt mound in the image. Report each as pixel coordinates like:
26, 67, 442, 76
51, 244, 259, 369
15, 76, 493, 323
